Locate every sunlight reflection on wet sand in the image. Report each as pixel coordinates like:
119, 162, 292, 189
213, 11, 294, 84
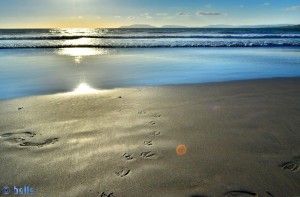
66, 80, 114, 95
72, 82, 99, 94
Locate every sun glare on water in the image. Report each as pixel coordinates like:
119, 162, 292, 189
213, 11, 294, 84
53, 28, 110, 63
56, 47, 109, 64
53, 29, 113, 95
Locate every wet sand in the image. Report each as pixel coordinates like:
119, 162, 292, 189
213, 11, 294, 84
0, 78, 300, 197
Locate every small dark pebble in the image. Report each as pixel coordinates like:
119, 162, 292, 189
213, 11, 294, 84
18, 107, 23, 110
118, 96, 122, 98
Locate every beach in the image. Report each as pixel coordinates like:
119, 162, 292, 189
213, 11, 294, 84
1, 0, 300, 195
1, 77, 300, 197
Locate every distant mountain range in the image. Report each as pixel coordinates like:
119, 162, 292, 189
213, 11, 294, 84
119, 24, 156, 28
119, 24, 299, 28
203, 24, 295, 28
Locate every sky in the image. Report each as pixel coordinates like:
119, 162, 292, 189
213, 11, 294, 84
0, 0, 300, 28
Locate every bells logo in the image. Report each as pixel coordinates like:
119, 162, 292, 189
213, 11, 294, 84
2, 185, 34, 195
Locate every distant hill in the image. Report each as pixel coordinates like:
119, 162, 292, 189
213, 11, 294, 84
119, 24, 156, 28
237, 24, 293, 28
202, 24, 294, 28
119, 24, 188, 28
119, 24, 299, 29
279, 24, 300, 28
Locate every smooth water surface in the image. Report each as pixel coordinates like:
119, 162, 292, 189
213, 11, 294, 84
1, 47, 300, 99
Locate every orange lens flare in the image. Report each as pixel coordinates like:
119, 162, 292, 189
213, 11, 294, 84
176, 144, 188, 156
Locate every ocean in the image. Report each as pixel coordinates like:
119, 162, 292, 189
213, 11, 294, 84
0, 28, 300, 99
1, 28, 300, 48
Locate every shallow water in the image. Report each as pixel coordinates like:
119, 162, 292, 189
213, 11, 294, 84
0, 47, 300, 99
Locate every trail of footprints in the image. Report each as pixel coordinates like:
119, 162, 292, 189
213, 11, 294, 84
2, 108, 292, 196
0, 131, 58, 148
3, 107, 284, 196
114, 111, 162, 180
108, 109, 282, 196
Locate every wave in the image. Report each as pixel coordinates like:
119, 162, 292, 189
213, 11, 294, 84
1, 41, 300, 49
1, 34, 300, 40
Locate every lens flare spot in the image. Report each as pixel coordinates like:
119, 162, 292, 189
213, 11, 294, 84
176, 144, 188, 156
210, 104, 221, 111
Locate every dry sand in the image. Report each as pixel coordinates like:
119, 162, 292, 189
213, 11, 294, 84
0, 78, 300, 197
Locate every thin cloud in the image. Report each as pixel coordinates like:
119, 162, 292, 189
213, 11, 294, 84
141, 13, 153, 19
285, 5, 300, 11
177, 12, 189, 16
196, 11, 221, 16
114, 16, 121, 18
127, 16, 136, 20
263, 2, 270, 6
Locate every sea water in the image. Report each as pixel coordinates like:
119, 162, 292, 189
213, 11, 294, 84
0, 28, 300, 99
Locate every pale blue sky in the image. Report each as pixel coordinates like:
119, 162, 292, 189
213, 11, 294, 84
0, 0, 299, 28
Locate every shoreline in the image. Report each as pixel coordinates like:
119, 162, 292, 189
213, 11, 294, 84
0, 77, 300, 196
2, 76, 300, 102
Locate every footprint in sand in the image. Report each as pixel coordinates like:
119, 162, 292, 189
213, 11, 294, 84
19, 138, 59, 147
1, 131, 36, 138
224, 190, 258, 197
115, 169, 130, 177
279, 156, 300, 172
123, 153, 134, 161
153, 113, 161, 118
144, 140, 153, 146
18, 107, 23, 110
138, 110, 146, 115
148, 121, 156, 125
1, 131, 36, 143
100, 192, 114, 197
141, 151, 156, 158
150, 131, 161, 137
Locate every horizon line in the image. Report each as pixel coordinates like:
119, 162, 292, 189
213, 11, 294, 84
0, 23, 298, 29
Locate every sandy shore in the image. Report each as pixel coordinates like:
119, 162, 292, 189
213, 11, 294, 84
0, 78, 300, 197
